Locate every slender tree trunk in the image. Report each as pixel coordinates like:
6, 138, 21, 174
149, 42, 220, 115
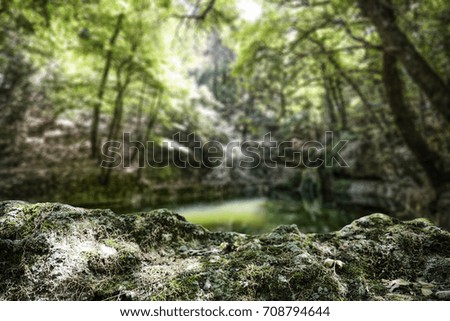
99, 63, 132, 185
323, 76, 337, 129
135, 81, 147, 134
279, 88, 286, 118
127, 80, 147, 165
321, 64, 338, 129
330, 78, 348, 131
130, 90, 161, 164
131, 110, 158, 164
90, 13, 124, 159
135, 109, 159, 183
359, 0, 450, 123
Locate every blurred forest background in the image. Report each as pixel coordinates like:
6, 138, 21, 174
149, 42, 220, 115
0, 0, 449, 232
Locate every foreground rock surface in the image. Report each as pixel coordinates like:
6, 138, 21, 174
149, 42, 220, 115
0, 201, 449, 300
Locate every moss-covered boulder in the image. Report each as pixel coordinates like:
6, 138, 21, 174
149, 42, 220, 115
0, 201, 449, 300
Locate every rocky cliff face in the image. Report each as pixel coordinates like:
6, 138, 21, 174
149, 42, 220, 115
0, 201, 449, 300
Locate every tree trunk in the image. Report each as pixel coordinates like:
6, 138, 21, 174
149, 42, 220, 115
382, 52, 449, 192
90, 13, 124, 159
330, 77, 348, 131
135, 108, 159, 183
99, 63, 132, 185
131, 109, 158, 164
359, 0, 450, 123
323, 76, 338, 129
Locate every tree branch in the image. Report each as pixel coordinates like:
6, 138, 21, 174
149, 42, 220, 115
173, 0, 216, 21
358, 0, 450, 123
336, 19, 382, 50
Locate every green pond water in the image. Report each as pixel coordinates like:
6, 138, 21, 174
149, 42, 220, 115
171, 197, 365, 234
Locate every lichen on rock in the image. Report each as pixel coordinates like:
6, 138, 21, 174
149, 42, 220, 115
0, 201, 449, 300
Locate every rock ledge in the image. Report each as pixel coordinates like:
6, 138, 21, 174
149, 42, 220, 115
1, 201, 449, 300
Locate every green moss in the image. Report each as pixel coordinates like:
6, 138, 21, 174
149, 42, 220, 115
149, 273, 204, 300
1, 201, 449, 301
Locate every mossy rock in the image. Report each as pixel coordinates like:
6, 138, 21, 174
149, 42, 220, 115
0, 201, 449, 300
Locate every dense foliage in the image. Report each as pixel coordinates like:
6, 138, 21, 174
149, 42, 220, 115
0, 0, 449, 225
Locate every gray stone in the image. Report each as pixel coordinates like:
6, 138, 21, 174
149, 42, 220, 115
1, 201, 449, 301
435, 291, 450, 300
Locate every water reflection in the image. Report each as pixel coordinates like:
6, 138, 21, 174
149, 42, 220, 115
173, 197, 364, 234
